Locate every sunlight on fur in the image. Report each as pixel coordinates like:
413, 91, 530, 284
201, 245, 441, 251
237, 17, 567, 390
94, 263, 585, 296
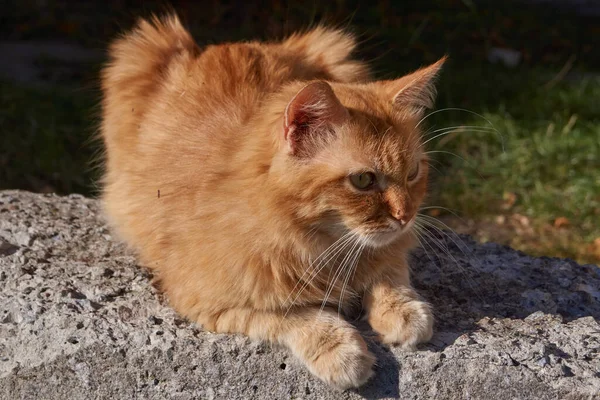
100, 14, 446, 389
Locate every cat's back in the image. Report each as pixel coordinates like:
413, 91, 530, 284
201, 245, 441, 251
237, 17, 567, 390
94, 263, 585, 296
191, 42, 293, 99
100, 16, 371, 258
101, 17, 370, 175
174, 36, 364, 115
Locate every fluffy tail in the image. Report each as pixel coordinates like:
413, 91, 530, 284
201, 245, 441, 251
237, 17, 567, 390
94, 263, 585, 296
281, 26, 370, 83
100, 14, 198, 162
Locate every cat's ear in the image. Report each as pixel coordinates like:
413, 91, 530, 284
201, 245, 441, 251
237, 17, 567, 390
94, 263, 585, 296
284, 81, 348, 157
385, 56, 447, 118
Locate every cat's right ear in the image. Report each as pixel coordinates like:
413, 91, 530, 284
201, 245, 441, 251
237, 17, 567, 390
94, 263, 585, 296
385, 56, 447, 118
284, 81, 348, 157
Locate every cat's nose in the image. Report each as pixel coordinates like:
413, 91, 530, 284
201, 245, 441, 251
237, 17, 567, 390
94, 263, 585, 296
391, 210, 407, 224
391, 210, 412, 227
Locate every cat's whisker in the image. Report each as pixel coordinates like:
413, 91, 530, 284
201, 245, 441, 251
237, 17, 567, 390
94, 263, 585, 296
424, 147, 492, 185
422, 126, 497, 149
416, 214, 470, 256
426, 161, 443, 175
414, 220, 454, 260
410, 226, 433, 262
423, 150, 469, 164
416, 212, 490, 291
424, 124, 497, 138
414, 108, 504, 152
415, 223, 471, 277
350, 237, 370, 284
412, 222, 464, 288
419, 206, 465, 221
337, 255, 355, 317
410, 226, 440, 269
278, 232, 358, 332
336, 239, 364, 317
337, 240, 366, 318
322, 235, 361, 307
417, 212, 492, 292
288, 233, 354, 300
415, 107, 497, 131
420, 127, 499, 149
413, 221, 469, 283
418, 214, 470, 246
303, 226, 320, 242
283, 231, 354, 309
283, 229, 359, 313
423, 149, 493, 186
409, 226, 424, 251
307, 230, 353, 269
415, 219, 465, 268
412, 221, 442, 266
419, 125, 436, 142
320, 235, 362, 315
413, 219, 491, 301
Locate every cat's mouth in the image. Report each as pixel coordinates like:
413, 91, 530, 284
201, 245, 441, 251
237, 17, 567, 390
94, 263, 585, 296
360, 218, 414, 248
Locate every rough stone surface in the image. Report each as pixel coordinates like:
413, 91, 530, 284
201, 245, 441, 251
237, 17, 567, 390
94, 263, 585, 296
0, 190, 598, 400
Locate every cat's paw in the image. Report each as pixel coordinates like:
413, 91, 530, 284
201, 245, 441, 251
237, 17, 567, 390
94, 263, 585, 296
300, 323, 375, 390
368, 299, 433, 350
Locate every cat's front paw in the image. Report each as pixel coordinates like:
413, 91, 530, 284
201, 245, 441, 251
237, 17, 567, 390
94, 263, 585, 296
299, 322, 375, 390
368, 298, 433, 350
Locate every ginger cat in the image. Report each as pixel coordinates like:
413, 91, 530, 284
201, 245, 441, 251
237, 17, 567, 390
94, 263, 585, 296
101, 14, 445, 389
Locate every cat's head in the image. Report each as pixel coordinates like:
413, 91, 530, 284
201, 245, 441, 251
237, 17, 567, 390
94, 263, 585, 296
270, 58, 446, 248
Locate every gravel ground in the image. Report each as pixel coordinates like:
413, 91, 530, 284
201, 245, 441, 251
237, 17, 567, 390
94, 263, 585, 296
0, 190, 599, 399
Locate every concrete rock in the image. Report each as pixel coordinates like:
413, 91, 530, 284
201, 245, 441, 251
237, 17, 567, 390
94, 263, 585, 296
0, 190, 598, 399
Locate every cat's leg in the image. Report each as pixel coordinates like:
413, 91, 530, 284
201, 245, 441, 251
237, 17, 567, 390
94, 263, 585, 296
200, 307, 375, 389
363, 265, 433, 349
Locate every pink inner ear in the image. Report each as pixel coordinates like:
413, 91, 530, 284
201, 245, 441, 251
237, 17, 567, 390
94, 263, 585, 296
283, 81, 348, 157
283, 108, 311, 154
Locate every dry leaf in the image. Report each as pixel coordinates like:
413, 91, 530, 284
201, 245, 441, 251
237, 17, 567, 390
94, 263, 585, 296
512, 213, 530, 227
502, 192, 517, 210
588, 238, 600, 259
553, 217, 570, 228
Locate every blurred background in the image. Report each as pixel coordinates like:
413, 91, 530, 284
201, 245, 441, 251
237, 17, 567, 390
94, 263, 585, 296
1, 0, 598, 264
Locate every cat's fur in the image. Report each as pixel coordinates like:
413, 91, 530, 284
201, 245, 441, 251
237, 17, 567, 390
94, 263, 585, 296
101, 14, 445, 389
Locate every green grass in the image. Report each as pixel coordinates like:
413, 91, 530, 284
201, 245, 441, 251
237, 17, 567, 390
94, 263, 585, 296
425, 66, 600, 261
0, 81, 99, 195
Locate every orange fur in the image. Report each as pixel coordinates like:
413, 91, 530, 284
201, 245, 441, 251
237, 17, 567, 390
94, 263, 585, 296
100, 14, 445, 389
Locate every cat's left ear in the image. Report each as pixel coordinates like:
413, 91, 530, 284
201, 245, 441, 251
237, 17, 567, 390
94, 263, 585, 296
384, 56, 447, 118
284, 81, 348, 157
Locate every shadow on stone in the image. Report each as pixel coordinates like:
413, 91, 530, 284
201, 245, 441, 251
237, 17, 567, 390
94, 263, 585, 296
356, 342, 400, 399
411, 229, 600, 353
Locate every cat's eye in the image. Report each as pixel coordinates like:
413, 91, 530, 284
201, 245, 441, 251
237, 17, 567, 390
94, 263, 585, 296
349, 172, 376, 190
408, 162, 420, 181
